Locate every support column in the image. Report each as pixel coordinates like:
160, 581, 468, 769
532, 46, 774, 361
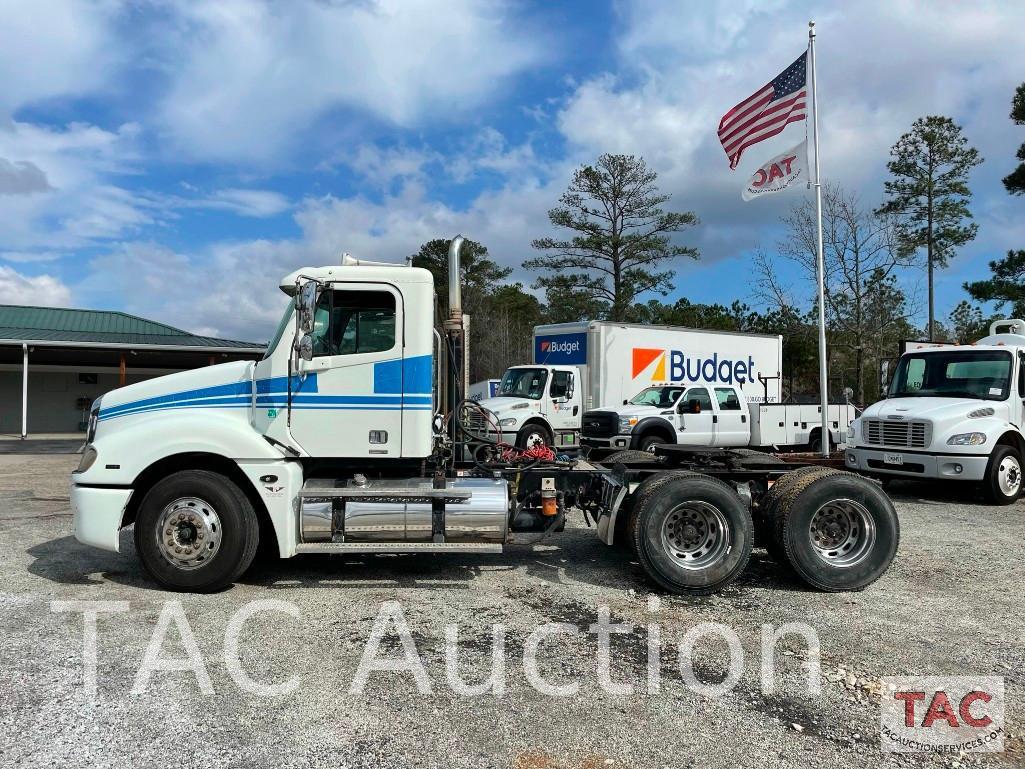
119, 353, 127, 387
21, 343, 28, 439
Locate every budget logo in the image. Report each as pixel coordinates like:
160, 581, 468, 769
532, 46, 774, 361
631, 347, 756, 386
535, 333, 587, 364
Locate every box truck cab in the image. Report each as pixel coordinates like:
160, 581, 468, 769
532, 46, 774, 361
846, 319, 1025, 504
476, 321, 784, 450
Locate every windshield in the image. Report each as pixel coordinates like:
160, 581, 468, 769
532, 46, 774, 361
498, 368, 549, 399
888, 350, 1012, 400
630, 386, 686, 409
263, 298, 295, 360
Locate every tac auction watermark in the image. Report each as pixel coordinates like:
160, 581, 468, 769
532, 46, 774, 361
880, 676, 1005, 753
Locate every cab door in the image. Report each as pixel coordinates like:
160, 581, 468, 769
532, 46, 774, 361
547, 369, 580, 432
713, 386, 749, 446
675, 386, 715, 446
286, 282, 405, 458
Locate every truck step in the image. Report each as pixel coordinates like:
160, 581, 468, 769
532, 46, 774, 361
294, 542, 502, 554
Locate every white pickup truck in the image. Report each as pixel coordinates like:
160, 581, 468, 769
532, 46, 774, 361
580, 383, 854, 454
845, 319, 1025, 504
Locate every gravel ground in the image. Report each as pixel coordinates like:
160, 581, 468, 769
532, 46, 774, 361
0, 454, 1022, 769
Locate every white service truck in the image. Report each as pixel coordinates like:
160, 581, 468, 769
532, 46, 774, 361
70, 237, 899, 596
579, 383, 855, 454
846, 319, 1025, 504
476, 321, 784, 451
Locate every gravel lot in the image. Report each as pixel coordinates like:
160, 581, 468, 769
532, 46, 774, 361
1, 453, 1022, 769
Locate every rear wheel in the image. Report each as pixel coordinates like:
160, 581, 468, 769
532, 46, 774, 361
983, 445, 1023, 505
774, 471, 899, 591
631, 473, 753, 595
757, 466, 838, 560
605, 450, 662, 465
134, 470, 260, 592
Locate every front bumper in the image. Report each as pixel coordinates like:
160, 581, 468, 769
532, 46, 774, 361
845, 446, 989, 481
580, 435, 632, 451
71, 483, 133, 553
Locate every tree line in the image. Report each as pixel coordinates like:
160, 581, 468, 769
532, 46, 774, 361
413, 81, 1025, 404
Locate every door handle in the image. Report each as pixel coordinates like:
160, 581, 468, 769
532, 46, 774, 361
712, 415, 718, 423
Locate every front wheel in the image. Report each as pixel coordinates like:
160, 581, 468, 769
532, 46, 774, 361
635, 433, 667, 453
516, 423, 553, 450
134, 470, 260, 592
984, 445, 1023, 505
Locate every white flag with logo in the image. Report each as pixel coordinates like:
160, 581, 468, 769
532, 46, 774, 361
742, 139, 807, 201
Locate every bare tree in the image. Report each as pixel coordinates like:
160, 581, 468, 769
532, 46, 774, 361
778, 184, 915, 402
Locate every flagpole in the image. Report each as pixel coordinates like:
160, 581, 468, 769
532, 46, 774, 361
809, 20, 830, 458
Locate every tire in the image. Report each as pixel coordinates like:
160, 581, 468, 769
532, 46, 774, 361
983, 445, 1023, 505
729, 448, 786, 468
810, 431, 832, 453
605, 450, 661, 465
631, 473, 753, 595
757, 465, 838, 562
635, 433, 668, 453
516, 423, 553, 450
775, 471, 899, 592
134, 470, 260, 592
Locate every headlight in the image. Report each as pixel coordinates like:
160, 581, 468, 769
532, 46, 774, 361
618, 416, 638, 433
499, 418, 518, 427
76, 446, 98, 473
947, 432, 987, 446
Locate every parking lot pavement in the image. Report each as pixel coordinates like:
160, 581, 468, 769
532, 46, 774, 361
1, 455, 1022, 769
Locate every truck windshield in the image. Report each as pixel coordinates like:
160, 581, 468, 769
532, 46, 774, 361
263, 298, 295, 360
888, 350, 1012, 400
630, 386, 686, 408
498, 368, 548, 399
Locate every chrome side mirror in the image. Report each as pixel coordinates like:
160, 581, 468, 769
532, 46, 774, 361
298, 333, 314, 361
297, 281, 319, 334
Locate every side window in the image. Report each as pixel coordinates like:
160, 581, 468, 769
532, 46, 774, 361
682, 387, 712, 411
550, 371, 572, 398
714, 387, 742, 411
310, 289, 396, 357
1020, 353, 1025, 398
905, 358, 926, 391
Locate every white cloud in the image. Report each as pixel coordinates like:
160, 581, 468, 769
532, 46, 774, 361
0, 158, 53, 195
0, 265, 71, 306
192, 188, 291, 217
151, 0, 550, 162
0, 251, 63, 263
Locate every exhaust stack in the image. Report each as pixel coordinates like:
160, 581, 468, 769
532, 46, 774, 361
448, 235, 464, 321
444, 235, 466, 456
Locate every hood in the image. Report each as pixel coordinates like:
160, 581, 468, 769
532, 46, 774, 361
861, 396, 1010, 423
477, 396, 540, 415
100, 360, 254, 411
607, 403, 672, 419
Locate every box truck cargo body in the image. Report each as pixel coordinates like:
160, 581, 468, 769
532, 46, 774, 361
475, 321, 784, 450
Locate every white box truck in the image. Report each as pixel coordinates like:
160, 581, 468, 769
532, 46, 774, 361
846, 319, 1025, 504
474, 321, 784, 450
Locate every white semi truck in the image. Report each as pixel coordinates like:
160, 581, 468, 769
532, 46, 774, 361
846, 319, 1025, 504
476, 322, 784, 450
71, 237, 898, 595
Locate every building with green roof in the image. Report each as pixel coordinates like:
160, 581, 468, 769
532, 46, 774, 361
0, 305, 265, 436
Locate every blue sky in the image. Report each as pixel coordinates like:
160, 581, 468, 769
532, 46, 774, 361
1, 0, 1023, 342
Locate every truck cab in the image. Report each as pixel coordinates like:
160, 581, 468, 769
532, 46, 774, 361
581, 383, 750, 453
846, 319, 1025, 504
475, 364, 582, 450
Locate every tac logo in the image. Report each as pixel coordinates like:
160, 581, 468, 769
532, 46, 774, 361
880, 676, 1004, 753
631, 347, 756, 386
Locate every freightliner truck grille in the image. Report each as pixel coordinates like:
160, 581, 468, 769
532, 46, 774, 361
863, 419, 930, 448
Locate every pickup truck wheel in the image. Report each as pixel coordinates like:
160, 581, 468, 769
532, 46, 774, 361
605, 450, 662, 465
775, 471, 899, 592
636, 434, 668, 453
631, 473, 753, 595
134, 470, 260, 592
516, 424, 552, 450
984, 445, 1023, 505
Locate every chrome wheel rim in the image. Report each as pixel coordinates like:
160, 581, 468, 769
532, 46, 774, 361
997, 455, 1021, 497
808, 498, 875, 568
525, 431, 545, 448
660, 502, 731, 570
155, 497, 222, 570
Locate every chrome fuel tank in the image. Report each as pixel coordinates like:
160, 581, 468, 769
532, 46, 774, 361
300, 477, 509, 543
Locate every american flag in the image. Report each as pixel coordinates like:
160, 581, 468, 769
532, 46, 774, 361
718, 52, 807, 170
